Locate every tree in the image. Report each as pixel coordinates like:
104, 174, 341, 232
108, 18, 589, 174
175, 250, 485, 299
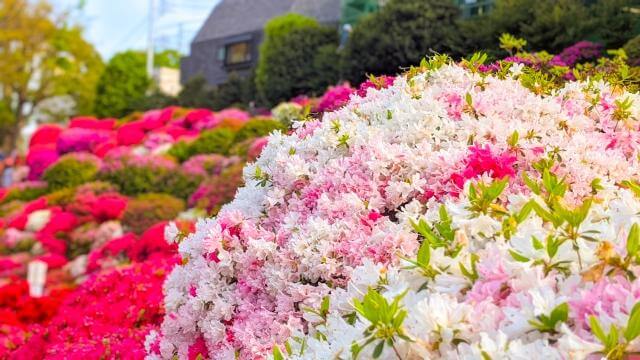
459, 0, 637, 56
624, 35, 640, 66
590, 0, 640, 49
342, 0, 461, 84
155, 49, 181, 69
93, 51, 149, 118
256, 14, 339, 106
211, 72, 255, 110
177, 75, 215, 109
0, 0, 103, 150
513, 0, 591, 52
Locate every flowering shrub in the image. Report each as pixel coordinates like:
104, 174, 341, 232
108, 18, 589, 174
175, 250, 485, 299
0, 102, 280, 358
187, 162, 244, 215
181, 154, 241, 178
14, 258, 178, 358
315, 83, 355, 113
25, 148, 59, 180
149, 60, 640, 360
56, 128, 113, 154
551, 41, 602, 67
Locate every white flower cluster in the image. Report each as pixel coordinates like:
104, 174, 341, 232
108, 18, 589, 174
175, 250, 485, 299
149, 63, 640, 359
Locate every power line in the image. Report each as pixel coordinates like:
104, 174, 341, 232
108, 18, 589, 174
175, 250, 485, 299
110, 17, 148, 50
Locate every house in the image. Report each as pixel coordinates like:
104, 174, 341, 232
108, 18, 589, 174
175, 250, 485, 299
182, 0, 494, 86
456, 0, 494, 18
153, 67, 182, 96
181, 0, 344, 86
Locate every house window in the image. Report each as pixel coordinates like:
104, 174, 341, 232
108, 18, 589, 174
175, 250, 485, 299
224, 41, 251, 65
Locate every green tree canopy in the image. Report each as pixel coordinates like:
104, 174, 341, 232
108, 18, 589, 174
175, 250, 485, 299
342, 0, 462, 84
459, 0, 639, 56
155, 49, 181, 69
93, 49, 182, 118
93, 50, 150, 118
0, 0, 103, 150
255, 13, 339, 106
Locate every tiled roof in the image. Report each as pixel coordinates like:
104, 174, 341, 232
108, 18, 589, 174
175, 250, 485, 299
193, 0, 341, 43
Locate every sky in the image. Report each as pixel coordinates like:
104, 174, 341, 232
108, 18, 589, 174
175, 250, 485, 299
50, 0, 221, 59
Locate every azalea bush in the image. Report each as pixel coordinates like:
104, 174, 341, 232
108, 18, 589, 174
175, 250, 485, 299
148, 55, 640, 360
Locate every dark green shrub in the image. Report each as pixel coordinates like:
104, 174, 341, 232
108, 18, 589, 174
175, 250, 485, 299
189, 127, 236, 156
256, 14, 340, 106
343, 0, 461, 84
178, 76, 216, 109
43, 156, 100, 190
169, 128, 237, 162
458, 0, 635, 56
624, 35, 640, 66
99, 165, 199, 200
210, 72, 256, 111
130, 91, 178, 112
234, 119, 286, 143
122, 193, 185, 234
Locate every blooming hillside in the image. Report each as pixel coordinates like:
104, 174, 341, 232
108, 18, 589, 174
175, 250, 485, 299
0, 106, 279, 357
149, 61, 640, 359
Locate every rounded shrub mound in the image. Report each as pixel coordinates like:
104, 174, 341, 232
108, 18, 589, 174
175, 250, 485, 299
148, 61, 640, 359
233, 118, 287, 144
42, 154, 101, 190
168, 128, 237, 162
99, 152, 198, 199
122, 193, 185, 235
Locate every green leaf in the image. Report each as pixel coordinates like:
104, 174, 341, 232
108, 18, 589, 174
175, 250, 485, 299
372, 341, 384, 358
416, 240, 431, 267
532, 236, 544, 250
549, 303, 569, 325
522, 172, 541, 195
465, 92, 473, 108
320, 296, 330, 317
507, 130, 519, 147
624, 302, 640, 342
589, 316, 607, 343
622, 180, 640, 198
273, 345, 285, 360
627, 223, 640, 258
509, 249, 529, 262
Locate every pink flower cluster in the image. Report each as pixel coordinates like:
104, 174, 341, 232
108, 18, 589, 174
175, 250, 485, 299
315, 83, 355, 113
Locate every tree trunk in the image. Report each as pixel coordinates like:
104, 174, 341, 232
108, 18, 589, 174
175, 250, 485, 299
2, 100, 25, 153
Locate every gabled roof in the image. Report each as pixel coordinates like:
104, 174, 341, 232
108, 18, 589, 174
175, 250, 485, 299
192, 0, 341, 44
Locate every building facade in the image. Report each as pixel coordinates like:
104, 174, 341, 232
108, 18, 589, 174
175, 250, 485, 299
182, 0, 494, 86
181, 0, 342, 86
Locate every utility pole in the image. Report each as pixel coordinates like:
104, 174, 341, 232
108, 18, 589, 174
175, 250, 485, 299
146, 0, 156, 77
178, 23, 184, 54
